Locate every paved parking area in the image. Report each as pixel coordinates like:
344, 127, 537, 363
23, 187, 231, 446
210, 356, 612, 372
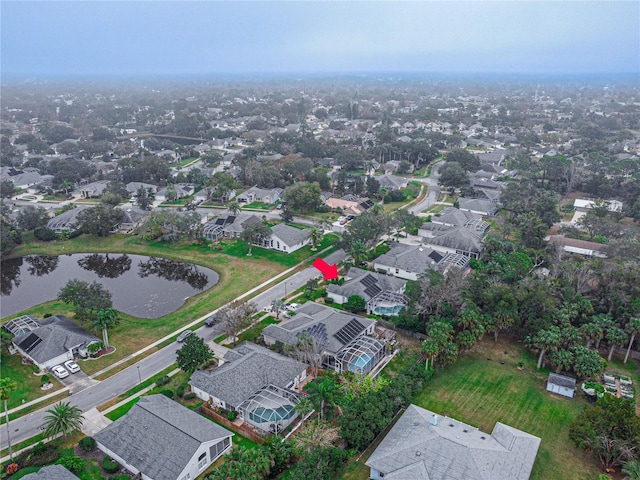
54, 369, 99, 394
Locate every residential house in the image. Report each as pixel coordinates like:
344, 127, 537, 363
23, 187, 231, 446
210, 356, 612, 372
326, 267, 408, 316
202, 212, 262, 241
0, 167, 54, 192
476, 149, 508, 167
374, 174, 409, 191
236, 186, 283, 205
373, 242, 469, 280
421, 226, 485, 259
546, 373, 576, 398
263, 303, 385, 375
156, 183, 196, 202
190, 342, 307, 435
125, 182, 159, 197
262, 223, 312, 253
366, 404, 540, 480
546, 235, 608, 258
430, 208, 490, 235
95, 395, 233, 480
46, 207, 88, 234
457, 198, 499, 216
79, 180, 110, 198
10, 314, 101, 371
573, 198, 623, 213
21, 465, 81, 480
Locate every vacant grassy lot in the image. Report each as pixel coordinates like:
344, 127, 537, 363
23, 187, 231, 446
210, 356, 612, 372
412, 339, 600, 480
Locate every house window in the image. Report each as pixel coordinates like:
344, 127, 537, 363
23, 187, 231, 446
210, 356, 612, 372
198, 452, 207, 470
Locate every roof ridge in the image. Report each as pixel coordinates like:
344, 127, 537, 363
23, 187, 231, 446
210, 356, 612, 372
136, 396, 203, 445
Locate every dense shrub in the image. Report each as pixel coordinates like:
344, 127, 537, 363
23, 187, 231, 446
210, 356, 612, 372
102, 456, 120, 474
14, 441, 60, 467
57, 456, 85, 475
155, 375, 171, 386
324, 297, 334, 304
34, 227, 57, 241
287, 448, 350, 480
40, 375, 49, 384
5, 463, 19, 475
78, 436, 96, 452
183, 392, 196, 400
160, 389, 174, 399
227, 411, 237, 421
176, 385, 185, 398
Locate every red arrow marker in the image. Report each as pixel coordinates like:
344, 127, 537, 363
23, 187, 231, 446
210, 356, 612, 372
313, 258, 339, 280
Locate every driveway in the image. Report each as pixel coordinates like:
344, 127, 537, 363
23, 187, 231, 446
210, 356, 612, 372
55, 370, 99, 394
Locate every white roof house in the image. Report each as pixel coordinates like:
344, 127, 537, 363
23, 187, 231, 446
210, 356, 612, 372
366, 404, 541, 480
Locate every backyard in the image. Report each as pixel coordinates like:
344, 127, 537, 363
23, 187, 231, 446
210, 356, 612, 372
341, 337, 609, 480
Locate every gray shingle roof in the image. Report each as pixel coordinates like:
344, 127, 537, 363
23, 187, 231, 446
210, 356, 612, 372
270, 223, 311, 248
457, 198, 499, 216
46, 207, 89, 232
326, 267, 406, 302
189, 342, 306, 409
21, 465, 81, 480
422, 227, 484, 254
262, 303, 376, 354
373, 243, 440, 276
94, 395, 232, 480
547, 373, 576, 389
433, 207, 482, 227
366, 404, 540, 480
13, 315, 100, 365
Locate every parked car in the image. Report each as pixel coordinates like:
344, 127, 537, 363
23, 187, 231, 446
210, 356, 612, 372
52, 365, 69, 379
359, 261, 369, 268
176, 330, 193, 343
64, 360, 80, 374
286, 303, 301, 312
204, 315, 218, 327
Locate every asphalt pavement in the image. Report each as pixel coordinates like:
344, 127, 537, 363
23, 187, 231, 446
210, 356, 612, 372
0, 248, 345, 449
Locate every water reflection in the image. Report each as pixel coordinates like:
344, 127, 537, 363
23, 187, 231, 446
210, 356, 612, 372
1, 257, 22, 295
138, 257, 209, 290
78, 253, 132, 278
26, 255, 59, 277
1, 253, 219, 318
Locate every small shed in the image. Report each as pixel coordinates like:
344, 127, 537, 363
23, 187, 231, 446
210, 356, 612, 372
546, 373, 576, 398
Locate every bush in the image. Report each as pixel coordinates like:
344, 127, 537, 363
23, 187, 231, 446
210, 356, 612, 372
40, 375, 50, 384
34, 227, 57, 241
183, 392, 196, 400
5, 464, 18, 475
15, 442, 59, 468
102, 456, 120, 474
78, 436, 96, 452
176, 385, 185, 398
227, 411, 237, 421
324, 297, 334, 304
155, 375, 171, 386
57, 456, 85, 475
160, 389, 174, 399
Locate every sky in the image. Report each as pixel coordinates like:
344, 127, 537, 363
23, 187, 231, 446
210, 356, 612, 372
1, 1, 639, 78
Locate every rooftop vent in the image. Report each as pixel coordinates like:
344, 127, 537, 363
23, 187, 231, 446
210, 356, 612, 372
429, 414, 438, 426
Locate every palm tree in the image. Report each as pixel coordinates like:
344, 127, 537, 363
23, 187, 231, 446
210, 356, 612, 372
623, 460, 640, 480
530, 326, 562, 370
271, 299, 284, 320
309, 227, 322, 251
226, 200, 241, 216
422, 338, 439, 371
580, 322, 603, 349
606, 326, 628, 362
304, 376, 340, 421
43, 401, 84, 439
624, 317, 640, 364
90, 308, 120, 349
0, 378, 18, 461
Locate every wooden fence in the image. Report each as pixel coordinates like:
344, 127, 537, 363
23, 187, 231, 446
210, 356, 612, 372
200, 404, 265, 444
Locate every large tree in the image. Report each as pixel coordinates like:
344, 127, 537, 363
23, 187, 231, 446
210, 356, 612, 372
76, 204, 124, 237
444, 148, 480, 171
282, 181, 321, 214
16, 206, 50, 231
58, 279, 113, 322
219, 300, 258, 345
240, 220, 271, 256
43, 401, 84, 440
438, 161, 469, 189
176, 333, 214, 373
624, 317, 640, 364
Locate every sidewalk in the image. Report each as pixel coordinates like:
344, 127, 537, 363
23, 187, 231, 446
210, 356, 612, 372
5, 244, 336, 419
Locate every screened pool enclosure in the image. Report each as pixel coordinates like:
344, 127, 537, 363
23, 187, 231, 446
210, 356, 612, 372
238, 384, 300, 434
336, 336, 386, 375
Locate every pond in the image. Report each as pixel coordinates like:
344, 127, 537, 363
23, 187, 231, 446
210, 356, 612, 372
1, 253, 219, 319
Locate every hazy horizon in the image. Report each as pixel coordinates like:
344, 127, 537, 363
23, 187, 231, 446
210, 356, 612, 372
2, 1, 639, 80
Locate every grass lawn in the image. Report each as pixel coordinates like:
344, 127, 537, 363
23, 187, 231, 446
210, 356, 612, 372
236, 317, 279, 344
340, 338, 602, 480
411, 339, 599, 480
241, 201, 272, 210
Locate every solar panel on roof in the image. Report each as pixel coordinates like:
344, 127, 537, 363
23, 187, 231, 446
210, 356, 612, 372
360, 200, 374, 209
226, 215, 236, 224
20, 333, 42, 353
333, 318, 365, 345
299, 322, 328, 345
428, 250, 444, 263
360, 274, 378, 288
364, 284, 382, 298
215, 218, 225, 225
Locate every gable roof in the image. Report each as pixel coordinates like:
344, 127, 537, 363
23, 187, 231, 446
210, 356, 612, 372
13, 315, 100, 365
21, 465, 80, 480
94, 395, 232, 480
46, 207, 89, 232
547, 373, 576, 389
366, 404, 540, 480
433, 207, 483, 227
189, 342, 306, 408
422, 227, 484, 254
270, 223, 311, 247
373, 243, 440, 276
263, 303, 376, 354
457, 198, 499, 216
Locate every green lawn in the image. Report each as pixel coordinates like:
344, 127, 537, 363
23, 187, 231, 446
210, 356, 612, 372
340, 339, 601, 480
411, 339, 599, 480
